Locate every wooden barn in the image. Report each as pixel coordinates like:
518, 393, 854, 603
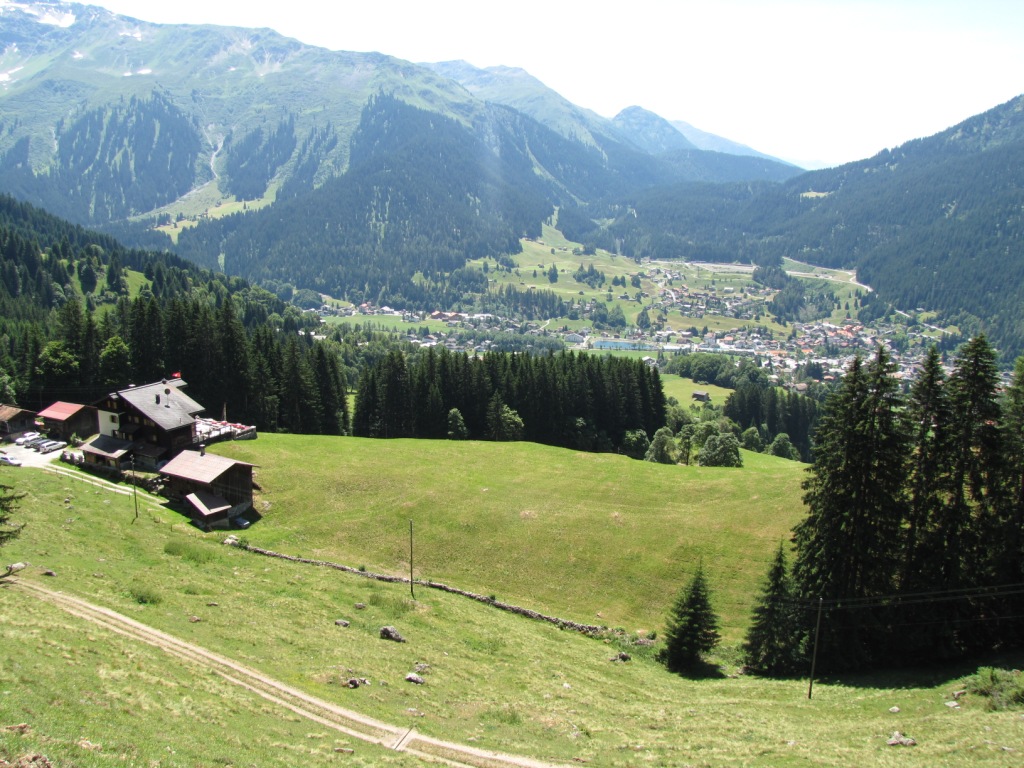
37, 401, 97, 441
0, 405, 37, 440
159, 447, 255, 529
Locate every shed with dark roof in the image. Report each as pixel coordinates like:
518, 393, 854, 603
159, 448, 255, 524
0, 405, 37, 439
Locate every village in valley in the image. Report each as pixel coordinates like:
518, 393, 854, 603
316, 254, 964, 390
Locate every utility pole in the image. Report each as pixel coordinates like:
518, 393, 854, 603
807, 597, 824, 699
130, 454, 139, 524
409, 519, 415, 600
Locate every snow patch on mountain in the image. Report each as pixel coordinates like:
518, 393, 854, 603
0, 1, 75, 27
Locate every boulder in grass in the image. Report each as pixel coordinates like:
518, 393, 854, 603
380, 626, 406, 643
405, 673, 425, 685
887, 731, 917, 747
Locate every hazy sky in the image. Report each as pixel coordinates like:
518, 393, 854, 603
75, 1, 1024, 168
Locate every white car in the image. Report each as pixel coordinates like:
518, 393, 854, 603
0, 455, 22, 466
15, 432, 40, 445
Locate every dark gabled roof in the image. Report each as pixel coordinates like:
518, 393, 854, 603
132, 442, 167, 460
116, 380, 204, 431
0, 405, 35, 422
81, 434, 133, 460
160, 449, 254, 485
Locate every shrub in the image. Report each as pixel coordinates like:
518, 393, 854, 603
367, 591, 414, 616
164, 540, 216, 564
966, 667, 1024, 710
128, 583, 162, 605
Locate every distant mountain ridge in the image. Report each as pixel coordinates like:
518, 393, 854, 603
0, 2, 796, 230
4, 2, 1024, 361
669, 118, 781, 161
611, 106, 699, 154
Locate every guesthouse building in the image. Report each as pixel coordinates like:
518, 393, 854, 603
91, 379, 204, 469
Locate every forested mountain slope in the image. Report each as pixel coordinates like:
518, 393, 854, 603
564, 94, 1024, 359
4, 3, 1024, 358
0, 1, 790, 234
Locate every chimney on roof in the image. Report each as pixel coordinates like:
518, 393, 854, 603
199, 444, 206, 456
155, 394, 160, 405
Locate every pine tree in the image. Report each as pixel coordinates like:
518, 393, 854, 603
902, 346, 951, 590
942, 335, 1003, 592
743, 542, 800, 675
998, 355, 1024, 584
0, 481, 24, 550
791, 347, 909, 669
446, 408, 468, 440
995, 355, 1024, 646
659, 563, 720, 673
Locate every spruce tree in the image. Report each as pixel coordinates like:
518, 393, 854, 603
791, 347, 909, 669
743, 542, 800, 675
0, 481, 24, 550
995, 355, 1024, 645
999, 355, 1024, 582
659, 563, 720, 673
902, 346, 951, 589
942, 335, 1003, 591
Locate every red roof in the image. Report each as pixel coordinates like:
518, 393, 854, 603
37, 401, 88, 421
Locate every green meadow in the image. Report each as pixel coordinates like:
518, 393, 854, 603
1, 443, 1022, 767
214, 435, 806, 636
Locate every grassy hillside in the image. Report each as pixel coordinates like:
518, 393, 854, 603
2, 461, 1022, 766
213, 435, 806, 637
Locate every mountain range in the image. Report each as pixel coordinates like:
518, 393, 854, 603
2, 1, 1024, 360
0, 0, 796, 226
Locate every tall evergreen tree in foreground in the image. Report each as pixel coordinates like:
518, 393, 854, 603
659, 563, 720, 674
777, 337, 1024, 672
743, 542, 800, 675
791, 347, 909, 670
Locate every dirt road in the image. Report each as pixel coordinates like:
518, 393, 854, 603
13, 579, 564, 768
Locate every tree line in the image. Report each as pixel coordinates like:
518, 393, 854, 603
353, 347, 666, 453
743, 337, 1024, 674
663, 351, 820, 461
0, 194, 348, 434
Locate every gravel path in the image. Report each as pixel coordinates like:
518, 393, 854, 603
13, 579, 565, 768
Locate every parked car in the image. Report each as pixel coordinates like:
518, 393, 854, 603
231, 516, 252, 530
15, 432, 40, 445
0, 455, 21, 466
34, 440, 60, 452
24, 437, 49, 449
41, 441, 67, 454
